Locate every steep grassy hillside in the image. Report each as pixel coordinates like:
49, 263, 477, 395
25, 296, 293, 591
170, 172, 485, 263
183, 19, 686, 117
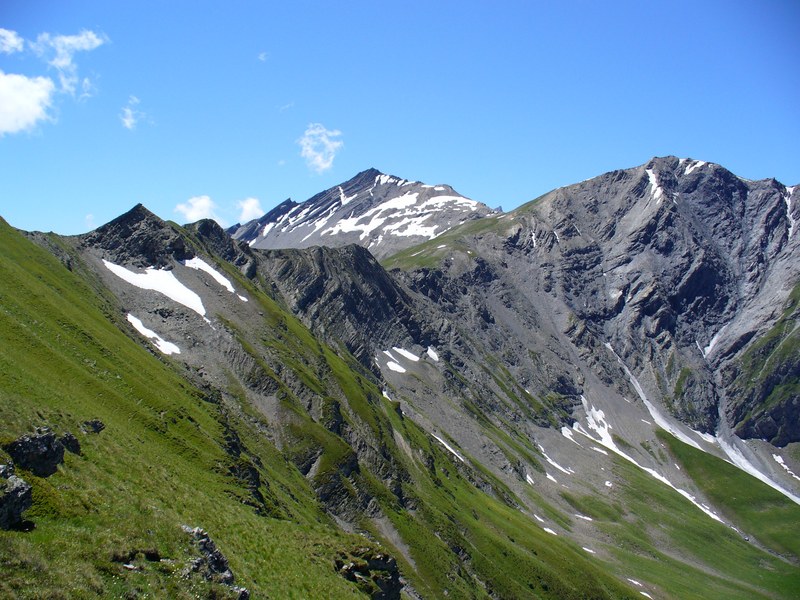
3, 213, 800, 599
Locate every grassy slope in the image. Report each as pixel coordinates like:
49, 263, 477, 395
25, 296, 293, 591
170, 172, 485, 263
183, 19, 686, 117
3, 216, 799, 599
0, 220, 372, 598
0, 220, 638, 599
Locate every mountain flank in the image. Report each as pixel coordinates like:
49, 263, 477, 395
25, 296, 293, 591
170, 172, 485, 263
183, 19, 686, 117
1, 157, 800, 599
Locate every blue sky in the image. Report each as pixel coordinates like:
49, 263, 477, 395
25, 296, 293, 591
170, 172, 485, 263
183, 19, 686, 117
1, 1, 798, 234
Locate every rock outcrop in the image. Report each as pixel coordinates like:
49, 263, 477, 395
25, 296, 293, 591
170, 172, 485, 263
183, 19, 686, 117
2, 429, 65, 477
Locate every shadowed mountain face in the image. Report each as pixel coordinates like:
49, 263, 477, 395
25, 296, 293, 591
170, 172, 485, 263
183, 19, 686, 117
228, 168, 497, 259
2, 157, 800, 599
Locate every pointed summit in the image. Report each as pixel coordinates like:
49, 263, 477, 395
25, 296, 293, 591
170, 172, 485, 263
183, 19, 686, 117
230, 169, 497, 259
81, 203, 191, 268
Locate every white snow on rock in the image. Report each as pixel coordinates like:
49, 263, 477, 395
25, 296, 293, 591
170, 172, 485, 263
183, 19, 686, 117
543, 527, 557, 536
538, 444, 575, 475
575, 396, 724, 523
684, 159, 706, 175
426, 346, 439, 361
183, 257, 235, 293
640, 593, 652, 599
126, 314, 181, 355
700, 324, 728, 358
582, 547, 595, 554
627, 578, 643, 587
643, 399, 703, 450
386, 361, 406, 373
605, 481, 613, 488
533, 514, 544, 523
561, 426, 581, 446
575, 514, 593, 521
773, 454, 800, 482
646, 169, 665, 204
526, 474, 535, 486
432, 433, 465, 463
546, 473, 557, 483
785, 186, 796, 239
103, 260, 207, 319
393, 347, 420, 362
717, 437, 800, 504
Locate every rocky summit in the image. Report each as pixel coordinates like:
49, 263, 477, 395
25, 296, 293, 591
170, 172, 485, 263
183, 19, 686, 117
229, 168, 496, 259
1, 157, 799, 599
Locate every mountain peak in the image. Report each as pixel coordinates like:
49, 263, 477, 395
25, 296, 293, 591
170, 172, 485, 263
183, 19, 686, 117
231, 169, 497, 259
81, 203, 191, 268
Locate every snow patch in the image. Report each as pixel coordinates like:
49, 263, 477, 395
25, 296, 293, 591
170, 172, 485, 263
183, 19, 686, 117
393, 347, 419, 362
538, 444, 575, 475
627, 578, 642, 587
432, 434, 465, 463
785, 186, 796, 239
640, 593, 652, 599
126, 314, 181, 355
103, 260, 208, 319
575, 514, 593, 521
605, 481, 613, 488
646, 169, 665, 204
561, 426, 582, 446
526, 474, 535, 486
386, 361, 406, 373
684, 160, 706, 175
543, 527, 557, 536
701, 324, 728, 358
718, 437, 800, 504
643, 399, 703, 450
773, 454, 800, 482
575, 396, 724, 522
582, 547, 595, 554
533, 514, 544, 523
426, 346, 440, 361
183, 257, 236, 294
546, 473, 557, 483
237, 295, 248, 302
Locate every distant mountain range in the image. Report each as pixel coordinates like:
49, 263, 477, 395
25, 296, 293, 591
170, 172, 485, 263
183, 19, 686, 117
1, 156, 799, 599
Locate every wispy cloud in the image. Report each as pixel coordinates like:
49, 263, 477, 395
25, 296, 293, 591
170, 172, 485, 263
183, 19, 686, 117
120, 95, 146, 130
85, 213, 96, 230
298, 123, 343, 174
0, 70, 55, 136
278, 101, 294, 112
258, 51, 269, 62
0, 28, 24, 54
174, 196, 225, 225
32, 29, 107, 95
0, 28, 106, 136
237, 197, 264, 222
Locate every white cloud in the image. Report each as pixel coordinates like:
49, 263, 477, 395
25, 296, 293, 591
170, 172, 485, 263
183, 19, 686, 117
298, 123, 343, 174
0, 70, 55, 136
85, 214, 96, 230
258, 51, 269, 62
237, 197, 264, 222
174, 196, 225, 225
120, 95, 145, 130
32, 29, 106, 95
0, 29, 24, 54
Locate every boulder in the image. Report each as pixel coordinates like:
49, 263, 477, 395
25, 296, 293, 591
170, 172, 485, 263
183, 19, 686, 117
181, 525, 235, 585
81, 419, 105, 434
60, 432, 81, 455
2, 431, 64, 477
0, 475, 33, 529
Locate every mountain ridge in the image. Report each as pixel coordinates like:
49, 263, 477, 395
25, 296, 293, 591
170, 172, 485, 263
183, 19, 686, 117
2, 156, 800, 598
229, 168, 497, 259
